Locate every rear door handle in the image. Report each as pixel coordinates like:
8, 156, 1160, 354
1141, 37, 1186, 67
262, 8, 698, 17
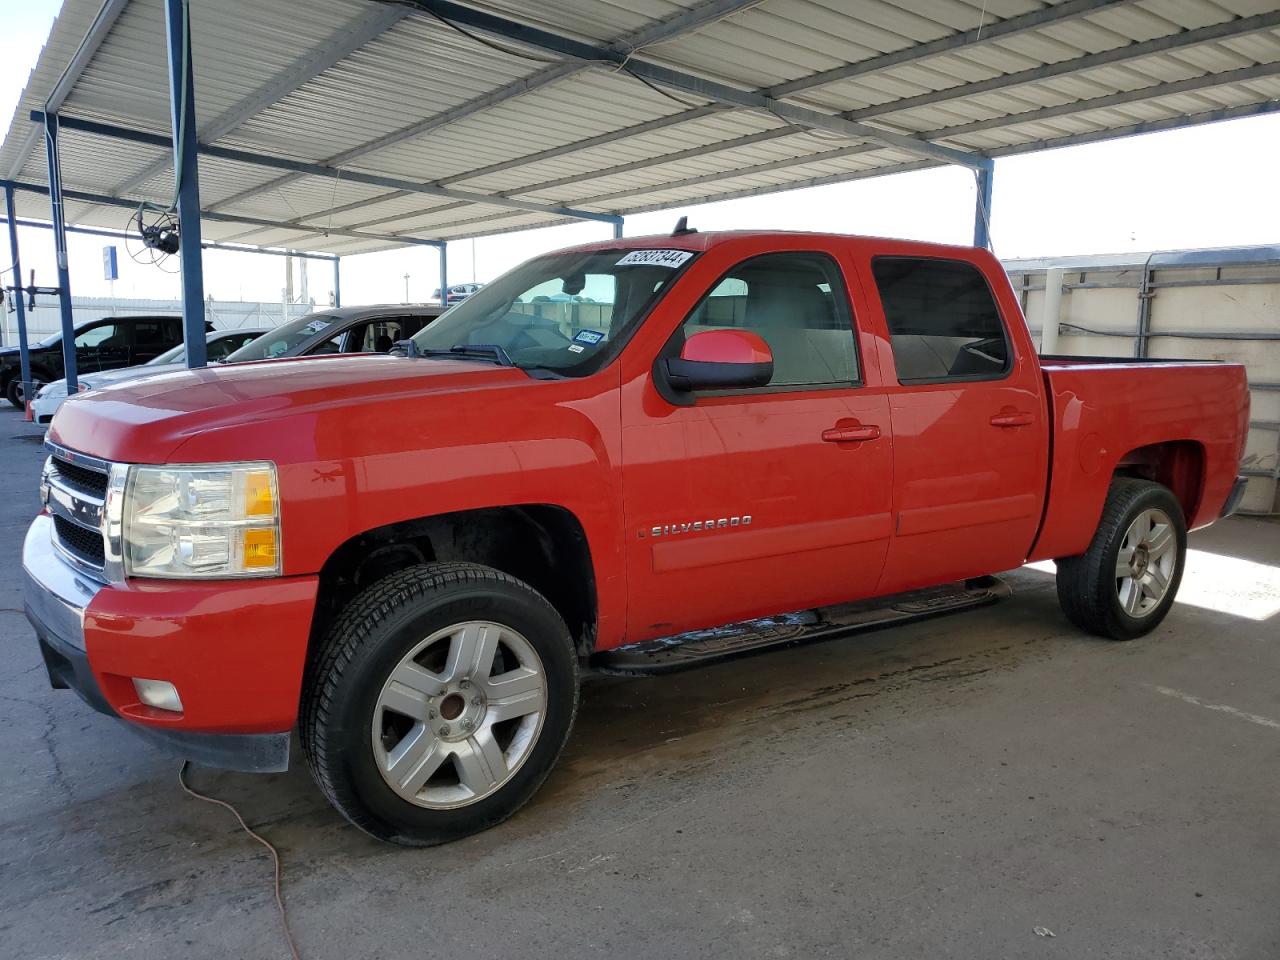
822, 423, 881, 443
990, 411, 1035, 427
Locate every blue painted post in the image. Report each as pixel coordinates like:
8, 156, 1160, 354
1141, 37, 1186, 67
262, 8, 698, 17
165, 0, 207, 368
42, 114, 78, 394
438, 244, 448, 305
3, 185, 33, 403
972, 165, 994, 250
332, 256, 341, 307
613, 218, 623, 240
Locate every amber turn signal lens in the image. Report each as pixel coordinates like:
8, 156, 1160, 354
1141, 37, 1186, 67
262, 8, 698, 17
244, 470, 276, 517
242, 528, 278, 569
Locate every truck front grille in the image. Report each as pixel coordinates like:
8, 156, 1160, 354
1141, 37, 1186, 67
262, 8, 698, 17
53, 515, 107, 566
50, 457, 109, 499
46, 449, 112, 574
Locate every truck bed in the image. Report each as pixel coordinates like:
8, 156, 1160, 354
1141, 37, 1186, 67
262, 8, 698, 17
1028, 358, 1249, 563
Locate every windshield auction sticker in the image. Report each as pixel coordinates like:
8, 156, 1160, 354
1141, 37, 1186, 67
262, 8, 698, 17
616, 249, 694, 268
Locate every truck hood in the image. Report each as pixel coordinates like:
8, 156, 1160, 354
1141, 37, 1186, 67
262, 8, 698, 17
50, 354, 532, 462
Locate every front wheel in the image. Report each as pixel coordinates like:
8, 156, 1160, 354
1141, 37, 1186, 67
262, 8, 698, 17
301, 562, 579, 845
1056, 478, 1187, 640
5, 377, 23, 409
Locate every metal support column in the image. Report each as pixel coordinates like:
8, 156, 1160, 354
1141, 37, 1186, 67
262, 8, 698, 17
333, 256, 341, 307
972, 166, 994, 250
1134, 252, 1156, 358
42, 114, 78, 393
3, 185, 33, 403
165, 0, 207, 368
438, 244, 448, 305
613, 218, 624, 240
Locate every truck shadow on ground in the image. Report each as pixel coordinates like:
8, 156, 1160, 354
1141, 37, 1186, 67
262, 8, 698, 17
3, 556, 1264, 942
195, 568, 1084, 854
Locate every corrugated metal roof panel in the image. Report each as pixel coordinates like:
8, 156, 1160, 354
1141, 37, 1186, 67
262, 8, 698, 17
3, 0, 1277, 255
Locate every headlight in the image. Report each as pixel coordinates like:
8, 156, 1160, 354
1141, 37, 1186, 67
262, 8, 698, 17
122, 462, 281, 578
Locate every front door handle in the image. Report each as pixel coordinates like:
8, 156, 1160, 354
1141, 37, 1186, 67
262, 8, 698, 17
990, 411, 1035, 427
822, 423, 881, 443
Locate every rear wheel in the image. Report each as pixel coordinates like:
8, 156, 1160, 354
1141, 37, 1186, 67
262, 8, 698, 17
1056, 478, 1187, 640
301, 562, 579, 845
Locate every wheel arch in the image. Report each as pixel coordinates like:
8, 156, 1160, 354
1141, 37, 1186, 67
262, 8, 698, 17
1112, 439, 1205, 525
309, 504, 599, 664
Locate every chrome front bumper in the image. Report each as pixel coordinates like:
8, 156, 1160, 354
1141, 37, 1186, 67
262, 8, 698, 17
22, 514, 112, 714
22, 513, 290, 772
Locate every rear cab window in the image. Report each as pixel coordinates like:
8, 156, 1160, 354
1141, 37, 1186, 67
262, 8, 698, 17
871, 257, 1010, 384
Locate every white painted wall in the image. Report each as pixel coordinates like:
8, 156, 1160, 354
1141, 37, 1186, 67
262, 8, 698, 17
1007, 247, 1279, 515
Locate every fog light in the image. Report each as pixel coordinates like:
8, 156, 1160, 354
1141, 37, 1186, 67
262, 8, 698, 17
133, 678, 183, 713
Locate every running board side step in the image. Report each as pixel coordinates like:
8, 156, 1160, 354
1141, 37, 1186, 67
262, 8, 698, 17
590, 576, 1012, 675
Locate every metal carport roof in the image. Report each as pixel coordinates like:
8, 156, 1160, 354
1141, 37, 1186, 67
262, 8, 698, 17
2, 0, 1279, 257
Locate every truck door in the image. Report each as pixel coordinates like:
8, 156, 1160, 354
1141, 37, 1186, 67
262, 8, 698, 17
863, 253, 1048, 594
620, 248, 894, 642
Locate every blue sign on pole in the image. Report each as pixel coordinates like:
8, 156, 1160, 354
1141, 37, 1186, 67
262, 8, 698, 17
102, 244, 119, 280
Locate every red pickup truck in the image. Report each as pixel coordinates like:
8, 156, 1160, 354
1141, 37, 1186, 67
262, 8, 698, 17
24, 230, 1249, 845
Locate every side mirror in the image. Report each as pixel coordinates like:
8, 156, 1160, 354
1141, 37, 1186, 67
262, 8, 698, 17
389, 339, 418, 357
661, 329, 773, 396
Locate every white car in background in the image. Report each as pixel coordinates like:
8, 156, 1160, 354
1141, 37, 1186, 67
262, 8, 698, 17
31, 327, 268, 425
433, 283, 484, 305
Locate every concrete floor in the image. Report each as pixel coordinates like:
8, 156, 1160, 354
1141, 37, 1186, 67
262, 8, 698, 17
1, 407, 1277, 960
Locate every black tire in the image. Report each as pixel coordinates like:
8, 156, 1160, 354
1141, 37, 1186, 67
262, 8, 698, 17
5, 377, 22, 410
1056, 478, 1187, 640
300, 562, 579, 846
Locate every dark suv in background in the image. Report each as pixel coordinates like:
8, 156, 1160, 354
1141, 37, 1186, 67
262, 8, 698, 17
1, 314, 195, 407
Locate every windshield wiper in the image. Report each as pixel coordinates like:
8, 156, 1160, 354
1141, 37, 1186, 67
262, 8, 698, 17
416, 344, 516, 367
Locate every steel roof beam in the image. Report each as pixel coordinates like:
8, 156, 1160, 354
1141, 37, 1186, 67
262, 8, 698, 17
30, 112, 622, 224
491, 60, 1280, 212
768, 0, 1128, 98
4, 0, 129, 180
289, 54, 1280, 245
297, 122, 801, 233
398, 0, 990, 169
436, 105, 728, 188
0, 178, 444, 248
4, 217, 341, 259
843, 9, 1280, 122
613, 99, 1280, 217
423, 0, 1128, 189
308, 0, 1120, 230
106, 3, 412, 200
413, 6, 1280, 214
293, 96, 1280, 248
208, 0, 765, 213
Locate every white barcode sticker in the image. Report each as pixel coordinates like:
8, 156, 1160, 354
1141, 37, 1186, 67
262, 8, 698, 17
615, 249, 694, 268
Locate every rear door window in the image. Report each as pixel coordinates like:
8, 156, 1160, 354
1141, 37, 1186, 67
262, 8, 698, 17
872, 257, 1010, 383
132, 320, 168, 348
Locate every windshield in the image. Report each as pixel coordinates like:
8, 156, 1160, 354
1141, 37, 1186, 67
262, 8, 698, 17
411, 248, 695, 375
223, 313, 339, 362
35, 330, 63, 348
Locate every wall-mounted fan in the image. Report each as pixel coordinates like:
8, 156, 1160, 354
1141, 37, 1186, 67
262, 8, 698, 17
126, 204, 181, 272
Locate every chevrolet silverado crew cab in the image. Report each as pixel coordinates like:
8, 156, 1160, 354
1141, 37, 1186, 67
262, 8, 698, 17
23, 231, 1249, 846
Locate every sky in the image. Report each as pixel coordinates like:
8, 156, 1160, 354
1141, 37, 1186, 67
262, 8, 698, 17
3, 0, 1280, 309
